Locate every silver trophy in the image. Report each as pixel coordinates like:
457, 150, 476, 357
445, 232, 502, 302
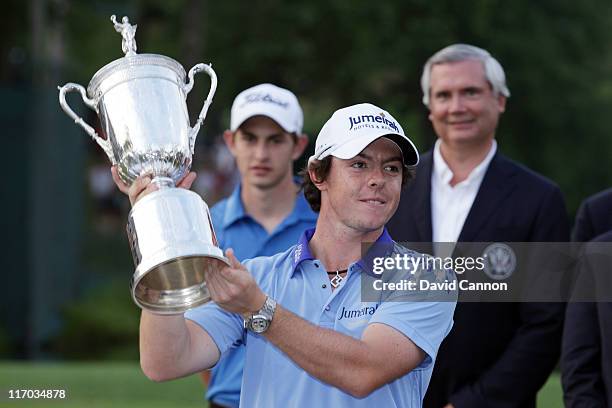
58, 15, 228, 314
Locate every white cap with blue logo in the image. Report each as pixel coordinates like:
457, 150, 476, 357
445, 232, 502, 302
230, 83, 304, 135
308, 103, 419, 166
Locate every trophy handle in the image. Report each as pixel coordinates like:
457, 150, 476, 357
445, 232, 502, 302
184, 63, 218, 155
58, 83, 116, 164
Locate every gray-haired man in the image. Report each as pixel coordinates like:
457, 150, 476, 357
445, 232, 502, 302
389, 44, 569, 408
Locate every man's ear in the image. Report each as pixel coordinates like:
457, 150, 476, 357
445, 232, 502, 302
307, 162, 327, 192
223, 129, 237, 156
292, 134, 309, 160
497, 95, 507, 114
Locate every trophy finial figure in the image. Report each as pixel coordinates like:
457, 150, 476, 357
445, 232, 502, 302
111, 15, 138, 56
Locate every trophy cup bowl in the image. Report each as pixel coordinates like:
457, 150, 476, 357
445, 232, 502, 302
58, 15, 228, 314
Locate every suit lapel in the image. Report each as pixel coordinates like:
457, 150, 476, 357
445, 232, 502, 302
413, 152, 433, 242
458, 153, 517, 242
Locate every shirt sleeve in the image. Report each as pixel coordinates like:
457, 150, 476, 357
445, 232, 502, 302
367, 251, 457, 369
183, 254, 282, 358
185, 302, 244, 359
369, 299, 455, 369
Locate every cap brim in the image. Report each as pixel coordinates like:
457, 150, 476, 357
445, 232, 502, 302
384, 134, 419, 166
324, 132, 419, 166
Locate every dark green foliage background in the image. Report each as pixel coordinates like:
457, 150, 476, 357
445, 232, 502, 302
54, 0, 612, 212
2, 0, 611, 360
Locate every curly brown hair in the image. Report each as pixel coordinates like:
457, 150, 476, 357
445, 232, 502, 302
299, 157, 415, 212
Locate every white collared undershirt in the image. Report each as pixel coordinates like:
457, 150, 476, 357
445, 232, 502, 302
431, 139, 497, 257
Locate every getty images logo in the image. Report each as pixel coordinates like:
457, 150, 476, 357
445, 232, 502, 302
348, 112, 400, 132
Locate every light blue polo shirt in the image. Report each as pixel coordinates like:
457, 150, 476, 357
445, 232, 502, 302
206, 182, 317, 407
186, 228, 456, 408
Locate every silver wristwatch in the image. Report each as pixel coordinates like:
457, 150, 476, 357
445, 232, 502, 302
244, 296, 277, 334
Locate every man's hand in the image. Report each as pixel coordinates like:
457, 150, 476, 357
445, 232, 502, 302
205, 248, 266, 316
110, 166, 197, 206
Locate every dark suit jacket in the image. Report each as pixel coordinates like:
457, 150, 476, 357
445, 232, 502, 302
572, 188, 612, 241
388, 150, 569, 408
562, 200, 612, 407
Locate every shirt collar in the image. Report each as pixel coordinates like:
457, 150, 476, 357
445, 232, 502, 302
291, 228, 395, 278
433, 139, 497, 187
292, 228, 316, 268
221, 178, 317, 229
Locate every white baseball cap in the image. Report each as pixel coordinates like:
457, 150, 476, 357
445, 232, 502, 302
230, 83, 304, 135
309, 103, 419, 166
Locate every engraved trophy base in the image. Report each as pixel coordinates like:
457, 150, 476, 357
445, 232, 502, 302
127, 187, 228, 314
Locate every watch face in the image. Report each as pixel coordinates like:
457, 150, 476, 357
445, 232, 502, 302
251, 315, 269, 333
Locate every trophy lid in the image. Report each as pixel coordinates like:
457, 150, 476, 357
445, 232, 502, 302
87, 15, 186, 99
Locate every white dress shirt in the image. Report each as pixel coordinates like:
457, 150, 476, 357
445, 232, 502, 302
431, 139, 497, 256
